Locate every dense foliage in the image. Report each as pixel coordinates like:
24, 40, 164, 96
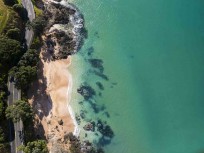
0, 0, 40, 151
13, 4, 28, 21
3, 0, 17, 6
9, 48, 39, 90
0, 91, 6, 119
5, 100, 33, 123
0, 127, 10, 153
30, 16, 46, 36
0, 36, 22, 69
18, 140, 48, 153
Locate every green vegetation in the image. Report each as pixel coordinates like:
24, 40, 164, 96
3, 9, 25, 39
6, 27, 21, 40
30, 36, 42, 49
18, 140, 48, 153
10, 66, 37, 90
30, 16, 46, 36
9, 48, 39, 90
0, 36, 22, 67
0, 0, 10, 33
5, 99, 33, 123
3, 0, 17, 6
0, 0, 44, 151
13, 4, 28, 21
0, 91, 6, 119
31, 0, 42, 16
0, 118, 10, 153
0, 36, 22, 71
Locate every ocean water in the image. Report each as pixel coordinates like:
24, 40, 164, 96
69, 0, 204, 153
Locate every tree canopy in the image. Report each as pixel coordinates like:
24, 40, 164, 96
0, 36, 22, 68
3, 0, 17, 6
5, 100, 33, 123
0, 127, 10, 153
6, 28, 21, 41
18, 140, 48, 153
0, 91, 6, 119
18, 49, 39, 67
9, 66, 37, 90
30, 16, 46, 36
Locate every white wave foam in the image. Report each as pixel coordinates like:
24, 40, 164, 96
67, 68, 80, 136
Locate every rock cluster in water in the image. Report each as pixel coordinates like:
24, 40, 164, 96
77, 84, 96, 100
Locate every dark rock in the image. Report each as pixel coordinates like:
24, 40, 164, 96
76, 115, 81, 125
77, 84, 96, 100
80, 110, 86, 119
83, 122, 95, 132
93, 71, 109, 81
96, 82, 104, 90
58, 119, 63, 125
87, 47, 94, 56
96, 120, 114, 138
88, 59, 104, 73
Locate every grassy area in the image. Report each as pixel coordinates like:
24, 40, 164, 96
31, 0, 42, 17
34, 6, 42, 17
0, 0, 10, 33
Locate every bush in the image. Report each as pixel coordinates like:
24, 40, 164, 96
5, 100, 33, 123
3, 0, 17, 6
13, 4, 28, 21
31, 16, 46, 36
9, 66, 37, 90
0, 36, 22, 68
6, 28, 21, 41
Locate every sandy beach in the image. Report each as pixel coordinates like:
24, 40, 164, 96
28, 48, 75, 150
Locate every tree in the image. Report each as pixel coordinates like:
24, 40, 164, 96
9, 66, 37, 90
0, 102, 3, 119
18, 140, 48, 153
5, 100, 33, 123
13, 4, 24, 12
3, 0, 17, 6
13, 4, 28, 21
0, 36, 22, 67
30, 37, 42, 49
0, 143, 10, 153
18, 49, 39, 67
31, 16, 46, 35
0, 91, 6, 120
6, 28, 21, 41
0, 128, 10, 153
0, 128, 5, 142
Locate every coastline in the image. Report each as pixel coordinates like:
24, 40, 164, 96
66, 58, 81, 136
27, 0, 86, 151
28, 55, 75, 150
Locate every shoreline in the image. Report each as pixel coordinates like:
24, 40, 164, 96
28, 0, 86, 151
66, 58, 81, 136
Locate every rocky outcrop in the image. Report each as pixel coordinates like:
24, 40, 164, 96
42, 0, 86, 60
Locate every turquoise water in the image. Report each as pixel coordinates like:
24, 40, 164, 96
69, 0, 204, 153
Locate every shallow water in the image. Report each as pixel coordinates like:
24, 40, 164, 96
69, 0, 204, 153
